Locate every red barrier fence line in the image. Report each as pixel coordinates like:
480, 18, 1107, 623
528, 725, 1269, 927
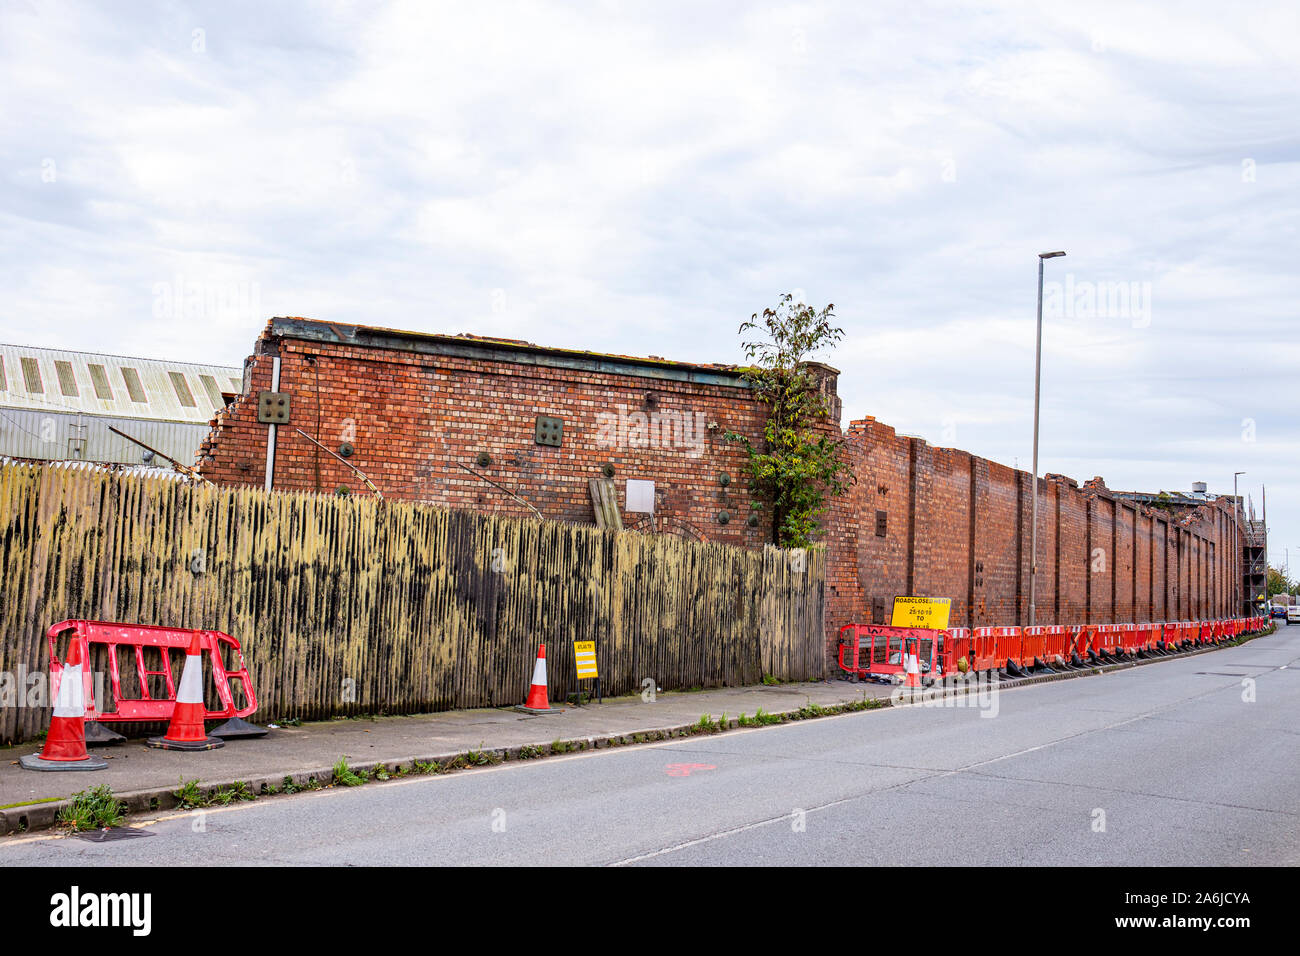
839, 615, 1267, 683
46, 619, 258, 724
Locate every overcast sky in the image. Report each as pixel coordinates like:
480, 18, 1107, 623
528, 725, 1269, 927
2, 1, 1297, 569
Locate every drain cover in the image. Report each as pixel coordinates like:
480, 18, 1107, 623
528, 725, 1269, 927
72, 828, 155, 843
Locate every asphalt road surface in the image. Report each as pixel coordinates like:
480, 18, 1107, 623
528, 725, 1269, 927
4, 627, 1297, 866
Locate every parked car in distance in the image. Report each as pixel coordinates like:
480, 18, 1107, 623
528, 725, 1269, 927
1271, 605, 1288, 619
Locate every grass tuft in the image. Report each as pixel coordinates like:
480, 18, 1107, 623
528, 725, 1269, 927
332, 757, 370, 787
59, 785, 126, 831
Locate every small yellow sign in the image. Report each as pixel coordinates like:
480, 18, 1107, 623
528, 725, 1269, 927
574, 640, 599, 679
890, 596, 951, 630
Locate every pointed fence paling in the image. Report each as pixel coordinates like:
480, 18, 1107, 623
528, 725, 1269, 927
0, 462, 825, 745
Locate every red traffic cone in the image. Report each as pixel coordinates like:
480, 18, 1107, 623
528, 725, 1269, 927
21, 639, 107, 771
146, 631, 224, 751
515, 644, 562, 715
902, 641, 922, 689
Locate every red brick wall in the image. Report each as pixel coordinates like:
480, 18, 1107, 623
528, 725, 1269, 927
1115, 503, 1134, 621
1154, 520, 1168, 620
200, 325, 782, 547
1135, 510, 1152, 622
199, 319, 1243, 670
1054, 479, 1088, 621
918, 445, 974, 627
817, 421, 1241, 661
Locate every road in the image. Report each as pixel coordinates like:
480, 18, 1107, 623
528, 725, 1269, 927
3, 626, 1297, 866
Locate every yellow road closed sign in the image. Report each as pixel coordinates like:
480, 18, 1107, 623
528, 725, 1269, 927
890, 596, 951, 630
574, 641, 599, 679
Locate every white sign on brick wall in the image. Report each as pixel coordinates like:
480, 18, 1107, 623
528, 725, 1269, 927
625, 479, 655, 514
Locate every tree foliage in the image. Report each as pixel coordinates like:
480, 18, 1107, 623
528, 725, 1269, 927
1267, 566, 1296, 598
726, 294, 850, 548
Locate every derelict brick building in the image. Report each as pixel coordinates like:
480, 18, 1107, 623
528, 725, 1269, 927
197, 317, 1242, 661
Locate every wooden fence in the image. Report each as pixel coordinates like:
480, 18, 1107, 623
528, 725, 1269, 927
0, 462, 825, 744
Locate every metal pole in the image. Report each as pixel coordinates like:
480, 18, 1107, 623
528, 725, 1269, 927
264, 355, 281, 493
1233, 472, 1242, 615
1262, 484, 1268, 612
1029, 258, 1045, 626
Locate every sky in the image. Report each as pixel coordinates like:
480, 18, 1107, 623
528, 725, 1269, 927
2, 1, 1297, 570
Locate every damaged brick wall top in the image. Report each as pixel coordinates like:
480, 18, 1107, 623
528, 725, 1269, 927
197, 317, 832, 549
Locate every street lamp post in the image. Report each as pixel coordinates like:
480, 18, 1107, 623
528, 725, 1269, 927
1029, 250, 1066, 627
1234, 471, 1245, 615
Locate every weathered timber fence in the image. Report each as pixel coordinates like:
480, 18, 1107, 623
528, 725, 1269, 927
0, 462, 824, 744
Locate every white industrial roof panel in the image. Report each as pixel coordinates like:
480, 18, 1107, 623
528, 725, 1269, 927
0, 344, 241, 423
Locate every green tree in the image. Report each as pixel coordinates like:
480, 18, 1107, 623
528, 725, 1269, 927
1267, 565, 1293, 598
726, 294, 850, 548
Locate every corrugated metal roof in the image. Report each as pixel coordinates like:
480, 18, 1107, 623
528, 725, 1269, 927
0, 344, 241, 423
0, 408, 212, 466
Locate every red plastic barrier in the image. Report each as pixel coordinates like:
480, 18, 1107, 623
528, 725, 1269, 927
1124, 623, 1147, 654
942, 628, 973, 675
1068, 624, 1095, 659
971, 627, 998, 671
1045, 625, 1069, 663
1130, 623, 1149, 652
1021, 626, 1046, 666
1099, 624, 1125, 657
994, 625, 1023, 671
1117, 623, 1135, 655
1141, 623, 1161, 651
837, 624, 868, 678
836, 624, 943, 682
47, 620, 258, 724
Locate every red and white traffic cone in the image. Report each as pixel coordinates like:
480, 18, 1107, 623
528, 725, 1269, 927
146, 631, 224, 751
20, 638, 107, 771
515, 644, 562, 715
902, 649, 922, 689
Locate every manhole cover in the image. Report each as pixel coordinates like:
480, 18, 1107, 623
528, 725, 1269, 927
72, 828, 155, 843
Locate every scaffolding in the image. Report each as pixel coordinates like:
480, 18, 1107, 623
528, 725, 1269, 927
1242, 515, 1267, 615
